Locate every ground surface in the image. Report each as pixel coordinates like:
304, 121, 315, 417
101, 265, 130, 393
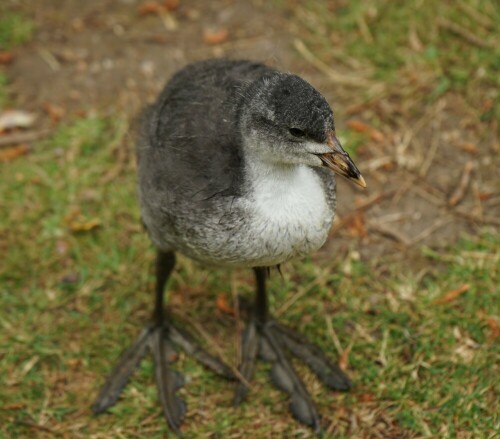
0, 0, 499, 438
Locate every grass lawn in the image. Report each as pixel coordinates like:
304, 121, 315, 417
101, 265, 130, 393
1, 1, 498, 437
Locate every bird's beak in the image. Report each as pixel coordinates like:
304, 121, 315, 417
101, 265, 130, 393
318, 132, 366, 188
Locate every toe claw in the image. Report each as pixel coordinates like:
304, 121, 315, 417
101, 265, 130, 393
92, 327, 151, 413
233, 383, 249, 406
324, 369, 352, 391
94, 315, 234, 436
289, 393, 320, 431
259, 336, 277, 361
233, 320, 259, 405
274, 323, 352, 391
270, 363, 294, 393
262, 326, 321, 431
152, 329, 187, 433
169, 326, 236, 381
171, 395, 187, 427
173, 370, 185, 391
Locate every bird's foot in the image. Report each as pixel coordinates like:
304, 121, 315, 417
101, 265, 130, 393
92, 321, 236, 435
234, 309, 351, 433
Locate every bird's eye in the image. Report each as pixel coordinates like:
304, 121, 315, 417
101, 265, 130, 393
289, 128, 305, 138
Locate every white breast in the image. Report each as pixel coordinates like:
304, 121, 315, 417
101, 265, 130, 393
240, 161, 334, 266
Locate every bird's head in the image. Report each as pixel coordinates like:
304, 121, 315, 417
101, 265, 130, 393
239, 72, 366, 188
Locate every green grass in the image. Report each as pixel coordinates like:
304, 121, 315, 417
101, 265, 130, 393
0, 72, 8, 108
0, 116, 498, 437
0, 10, 34, 108
297, 0, 500, 121
0, 12, 34, 50
337, 128, 365, 158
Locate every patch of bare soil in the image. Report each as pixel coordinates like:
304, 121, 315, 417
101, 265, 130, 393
10, 0, 294, 115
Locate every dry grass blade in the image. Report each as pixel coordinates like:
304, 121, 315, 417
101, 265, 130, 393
453, 209, 500, 226
293, 39, 370, 87
0, 129, 51, 148
38, 48, 60, 71
174, 309, 246, 386
368, 222, 411, 245
437, 18, 493, 48
448, 161, 475, 207
100, 118, 131, 183
457, 1, 494, 29
14, 421, 58, 435
325, 316, 343, 354
274, 277, 318, 318
411, 216, 453, 245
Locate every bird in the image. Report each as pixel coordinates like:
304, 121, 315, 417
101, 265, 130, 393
92, 58, 366, 435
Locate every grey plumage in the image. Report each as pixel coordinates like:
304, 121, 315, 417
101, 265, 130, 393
137, 59, 337, 267
95, 58, 363, 434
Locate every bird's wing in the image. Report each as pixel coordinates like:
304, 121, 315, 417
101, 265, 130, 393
137, 59, 272, 207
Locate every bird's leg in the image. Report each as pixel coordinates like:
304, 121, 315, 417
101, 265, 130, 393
93, 251, 235, 435
272, 322, 352, 391
233, 267, 351, 433
233, 267, 267, 404
149, 251, 186, 434
91, 251, 176, 418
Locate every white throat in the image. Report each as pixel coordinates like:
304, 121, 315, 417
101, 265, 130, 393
246, 160, 327, 220
238, 157, 333, 266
